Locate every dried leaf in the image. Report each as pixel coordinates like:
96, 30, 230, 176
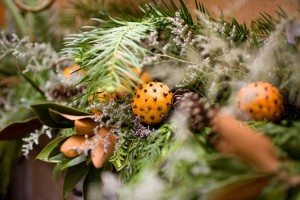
210, 173, 273, 200
212, 114, 280, 172
0, 117, 42, 140
75, 119, 97, 136
91, 132, 117, 169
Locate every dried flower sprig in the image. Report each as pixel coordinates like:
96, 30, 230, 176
22, 125, 52, 158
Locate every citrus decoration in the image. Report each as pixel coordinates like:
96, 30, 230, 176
60, 118, 117, 168
62, 64, 82, 78
132, 81, 173, 124
235, 81, 284, 121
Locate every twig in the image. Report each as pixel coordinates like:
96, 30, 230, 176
13, 0, 56, 13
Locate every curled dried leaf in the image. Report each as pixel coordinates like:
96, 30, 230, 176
75, 118, 97, 136
212, 113, 280, 172
60, 135, 86, 157
91, 131, 117, 169
210, 174, 273, 200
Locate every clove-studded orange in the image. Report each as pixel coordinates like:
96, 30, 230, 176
235, 81, 284, 121
132, 81, 173, 124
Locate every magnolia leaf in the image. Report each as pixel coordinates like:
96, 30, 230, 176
31, 103, 90, 128
49, 110, 94, 125
53, 162, 62, 181
63, 162, 90, 200
60, 114, 94, 121
210, 173, 274, 200
0, 117, 43, 140
48, 153, 69, 163
36, 134, 71, 162
60, 154, 87, 171
213, 114, 280, 172
83, 167, 102, 200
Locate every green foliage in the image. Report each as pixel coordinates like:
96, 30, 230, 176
0, 141, 21, 197
250, 121, 300, 160
220, 18, 249, 44
142, 0, 193, 25
31, 102, 90, 128
250, 8, 287, 45
63, 162, 90, 199
62, 18, 156, 97
110, 124, 173, 181
83, 167, 102, 200
36, 129, 73, 162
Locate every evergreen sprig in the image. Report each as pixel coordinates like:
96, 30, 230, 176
62, 18, 156, 97
250, 7, 287, 44
142, 0, 193, 25
109, 124, 173, 181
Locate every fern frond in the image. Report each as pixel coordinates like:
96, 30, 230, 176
62, 18, 156, 97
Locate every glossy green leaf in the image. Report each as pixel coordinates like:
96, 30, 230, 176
48, 153, 69, 163
31, 103, 90, 128
0, 117, 43, 140
63, 162, 90, 200
83, 167, 102, 200
60, 154, 87, 171
36, 134, 71, 162
48, 109, 75, 127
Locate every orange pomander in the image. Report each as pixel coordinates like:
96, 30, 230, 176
235, 82, 284, 121
132, 82, 173, 124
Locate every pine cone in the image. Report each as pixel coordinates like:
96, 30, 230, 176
176, 92, 216, 131
48, 85, 86, 100
172, 88, 191, 108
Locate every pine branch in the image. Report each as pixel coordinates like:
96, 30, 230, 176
142, 0, 193, 25
250, 7, 287, 44
62, 18, 156, 96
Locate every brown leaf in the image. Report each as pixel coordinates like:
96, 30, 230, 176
91, 132, 117, 169
74, 118, 97, 136
210, 174, 273, 200
60, 135, 86, 157
60, 114, 94, 121
0, 117, 43, 140
212, 113, 280, 172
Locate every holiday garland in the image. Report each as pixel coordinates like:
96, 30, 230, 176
1, 0, 300, 199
